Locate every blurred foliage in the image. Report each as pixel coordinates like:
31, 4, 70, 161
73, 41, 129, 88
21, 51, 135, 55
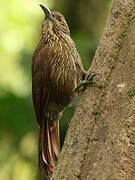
0, 0, 111, 179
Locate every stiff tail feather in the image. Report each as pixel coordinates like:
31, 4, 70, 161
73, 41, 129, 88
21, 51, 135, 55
38, 117, 60, 179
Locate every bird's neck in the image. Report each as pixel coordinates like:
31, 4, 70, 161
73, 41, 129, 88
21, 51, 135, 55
42, 31, 58, 44
41, 25, 75, 53
41, 22, 71, 46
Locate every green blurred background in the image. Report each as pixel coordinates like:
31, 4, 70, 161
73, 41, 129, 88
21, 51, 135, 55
0, 0, 111, 179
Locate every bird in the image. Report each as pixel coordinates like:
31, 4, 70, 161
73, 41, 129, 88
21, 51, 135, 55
32, 4, 87, 179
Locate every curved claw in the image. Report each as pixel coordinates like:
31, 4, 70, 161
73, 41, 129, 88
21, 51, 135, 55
75, 80, 93, 93
75, 71, 102, 93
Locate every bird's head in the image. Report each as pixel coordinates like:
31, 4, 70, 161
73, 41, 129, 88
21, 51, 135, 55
40, 4, 70, 39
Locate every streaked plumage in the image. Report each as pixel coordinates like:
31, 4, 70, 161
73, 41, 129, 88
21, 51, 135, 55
32, 5, 86, 179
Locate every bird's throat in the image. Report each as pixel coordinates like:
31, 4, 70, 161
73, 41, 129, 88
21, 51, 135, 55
42, 20, 58, 43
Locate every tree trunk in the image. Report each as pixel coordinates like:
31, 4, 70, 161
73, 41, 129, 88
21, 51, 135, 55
52, 0, 135, 179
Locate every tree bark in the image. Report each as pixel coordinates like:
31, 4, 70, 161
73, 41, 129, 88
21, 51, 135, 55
52, 0, 135, 179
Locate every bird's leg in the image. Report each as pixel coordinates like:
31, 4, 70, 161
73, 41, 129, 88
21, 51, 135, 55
75, 71, 101, 93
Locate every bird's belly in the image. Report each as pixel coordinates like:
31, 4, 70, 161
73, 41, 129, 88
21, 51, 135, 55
50, 67, 77, 106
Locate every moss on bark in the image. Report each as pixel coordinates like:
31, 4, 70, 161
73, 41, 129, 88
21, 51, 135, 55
52, 0, 135, 179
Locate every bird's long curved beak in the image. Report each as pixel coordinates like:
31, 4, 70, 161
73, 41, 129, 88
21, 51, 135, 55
39, 4, 55, 23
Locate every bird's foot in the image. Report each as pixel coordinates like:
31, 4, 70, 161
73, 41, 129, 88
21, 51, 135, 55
75, 71, 102, 93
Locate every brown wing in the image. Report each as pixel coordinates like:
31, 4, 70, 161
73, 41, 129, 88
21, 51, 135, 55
32, 44, 60, 177
32, 44, 50, 125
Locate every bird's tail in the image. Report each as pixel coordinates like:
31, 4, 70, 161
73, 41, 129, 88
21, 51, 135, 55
38, 116, 60, 179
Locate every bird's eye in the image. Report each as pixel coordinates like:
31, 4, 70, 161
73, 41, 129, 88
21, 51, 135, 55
57, 17, 62, 22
